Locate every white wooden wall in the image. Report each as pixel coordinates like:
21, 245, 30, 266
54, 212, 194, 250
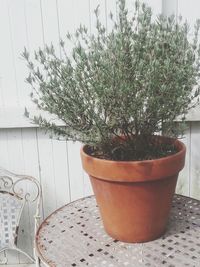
0, 0, 200, 264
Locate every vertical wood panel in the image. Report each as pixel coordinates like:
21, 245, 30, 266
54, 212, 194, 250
5, 129, 26, 264
83, 171, 93, 197
57, 0, 75, 37
73, 0, 90, 29
0, 70, 5, 108
89, 0, 106, 35
67, 141, 84, 201
176, 124, 190, 196
0, 0, 19, 108
36, 129, 57, 218
51, 138, 71, 207
21, 0, 44, 108
105, 0, 117, 33
24, 0, 44, 51
21, 127, 44, 255
0, 129, 10, 169
176, 0, 199, 45
57, 0, 76, 58
162, 0, 177, 16
177, 0, 200, 31
147, 0, 162, 14
40, 0, 60, 55
6, 0, 31, 108
72, 0, 90, 53
90, 0, 106, 18
190, 122, 200, 200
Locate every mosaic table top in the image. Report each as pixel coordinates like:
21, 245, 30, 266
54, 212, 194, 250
36, 194, 200, 267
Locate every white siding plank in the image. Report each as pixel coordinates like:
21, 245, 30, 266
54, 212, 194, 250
105, 0, 117, 33
83, 171, 93, 197
0, 129, 10, 169
40, 0, 60, 56
148, 0, 162, 14
89, 0, 106, 35
190, 122, 200, 200
19, 0, 44, 108
51, 138, 71, 207
36, 129, 57, 218
73, 0, 90, 29
57, 0, 75, 37
0, 73, 5, 108
0, 0, 19, 108
6, 0, 31, 108
23, 0, 45, 108
5, 129, 27, 264
18, 128, 40, 179
21, 128, 44, 257
73, 0, 90, 53
57, 0, 76, 58
176, 124, 190, 197
177, 0, 200, 32
25, 0, 44, 51
162, 0, 177, 17
67, 141, 84, 201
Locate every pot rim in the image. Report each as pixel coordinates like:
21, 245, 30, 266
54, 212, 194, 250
80, 135, 186, 182
81, 135, 186, 165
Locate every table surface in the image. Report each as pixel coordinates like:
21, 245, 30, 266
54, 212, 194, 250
36, 194, 200, 267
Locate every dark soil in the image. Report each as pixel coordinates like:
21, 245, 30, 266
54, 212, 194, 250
86, 137, 178, 161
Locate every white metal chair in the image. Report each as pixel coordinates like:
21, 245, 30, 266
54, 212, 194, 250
0, 168, 41, 266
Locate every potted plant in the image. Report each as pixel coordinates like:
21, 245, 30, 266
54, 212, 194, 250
23, 0, 200, 243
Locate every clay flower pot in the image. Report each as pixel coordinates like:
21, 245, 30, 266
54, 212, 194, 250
81, 136, 186, 243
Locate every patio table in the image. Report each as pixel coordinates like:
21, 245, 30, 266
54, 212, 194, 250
36, 194, 200, 267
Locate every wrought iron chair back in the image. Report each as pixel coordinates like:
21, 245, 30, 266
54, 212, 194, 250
0, 168, 41, 266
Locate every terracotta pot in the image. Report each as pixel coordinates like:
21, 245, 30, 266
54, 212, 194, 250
81, 136, 186, 243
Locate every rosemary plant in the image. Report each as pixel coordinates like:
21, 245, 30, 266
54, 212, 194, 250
23, 0, 200, 160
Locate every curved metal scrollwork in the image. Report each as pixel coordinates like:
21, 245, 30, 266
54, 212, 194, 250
0, 169, 41, 203
14, 175, 41, 202
0, 176, 13, 191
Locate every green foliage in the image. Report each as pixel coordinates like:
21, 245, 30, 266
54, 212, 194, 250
23, 0, 200, 160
